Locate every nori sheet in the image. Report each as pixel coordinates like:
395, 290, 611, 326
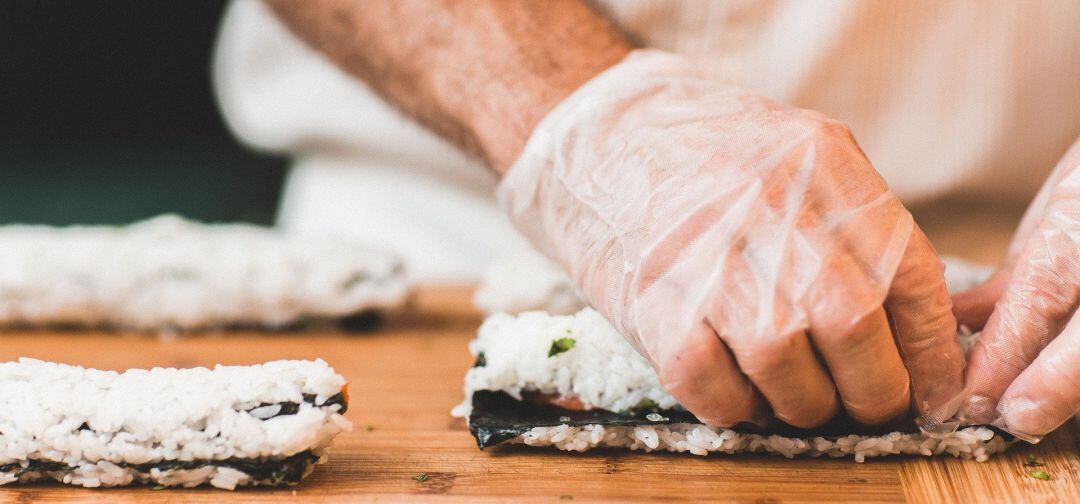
0, 450, 320, 485
0, 391, 347, 486
469, 389, 692, 448
260, 392, 348, 418
467, 390, 1012, 449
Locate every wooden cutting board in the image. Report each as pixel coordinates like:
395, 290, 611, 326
0, 286, 1076, 503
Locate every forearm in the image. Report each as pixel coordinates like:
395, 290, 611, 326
263, 0, 630, 172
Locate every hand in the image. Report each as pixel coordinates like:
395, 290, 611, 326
952, 137, 1080, 440
499, 50, 964, 428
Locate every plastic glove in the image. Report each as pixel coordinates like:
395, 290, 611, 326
498, 50, 964, 429
952, 137, 1080, 441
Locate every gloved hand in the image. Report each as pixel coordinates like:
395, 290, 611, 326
499, 50, 964, 429
952, 137, 1080, 441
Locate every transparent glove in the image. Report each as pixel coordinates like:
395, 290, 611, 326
952, 137, 1080, 441
498, 50, 964, 429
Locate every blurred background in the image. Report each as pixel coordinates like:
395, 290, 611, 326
0, 0, 1053, 268
1, 0, 284, 225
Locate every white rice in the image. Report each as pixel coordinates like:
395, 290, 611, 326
454, 294, 1013, 461
458, 309, 679, 414
0, 215, 409, 330
0, 358, 352, 488
510, 424, 1007, 463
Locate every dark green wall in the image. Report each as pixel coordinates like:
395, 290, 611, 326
0, 0, 286, 225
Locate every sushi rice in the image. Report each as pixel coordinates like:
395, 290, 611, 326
0, 358, 351, 489
0, 215, 409, 331
454, 308, 1011, 462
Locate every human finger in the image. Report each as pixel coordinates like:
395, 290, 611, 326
951, 270, 1010, 331
809, 306, 909, 425
884, 228, 965, 422
997, 311, 1080, 439
723, 328, 840, 429
960, 247, 1080, 424
654, 321, 768, 427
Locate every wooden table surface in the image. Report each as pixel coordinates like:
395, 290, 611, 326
1, 209, 1078, 503
0, 287, 1076, 503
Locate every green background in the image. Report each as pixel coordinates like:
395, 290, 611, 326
1, 0, 285, 226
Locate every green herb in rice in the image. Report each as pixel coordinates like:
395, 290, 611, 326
624, 398, 659, 415
548, 337, 576, 357
1029, 470, 1050, 481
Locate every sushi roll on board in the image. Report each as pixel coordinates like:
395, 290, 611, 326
453, 309, 1014, 462
0, 215, 409, 331
0, 358, 351, 489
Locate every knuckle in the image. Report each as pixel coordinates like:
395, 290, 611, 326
1015, 262, 1079, 320
981, 333, 1033, 376
896, 307, 957, 355
655, 335, 717, 381
894, 255, 947, 297
806, 265, 888, 338
734, 333, 801, 377
811, 306, 878, 346
655, 341, 723, 395
655, 357, 700, 393
829, 329, 882, 360
821, 308, 881, 342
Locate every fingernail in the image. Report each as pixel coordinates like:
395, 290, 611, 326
701, 413, 768, 431
957, 395, 997, 424
701, 409, 772, 431
747, 409, 774, 430
917, 386, 967, 426
999, 397, 1047, 441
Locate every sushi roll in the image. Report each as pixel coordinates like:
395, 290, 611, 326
0, 358, 351, 489
453, 309, 1014, 462
0, 215, 409, 331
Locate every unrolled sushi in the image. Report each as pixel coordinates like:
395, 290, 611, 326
0, 358, 351, 489
0, 215, 409, 331
453, 309, 1013, 462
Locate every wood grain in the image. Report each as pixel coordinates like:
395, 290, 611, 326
0, 287, 1074, 503
0, 217, 1076, 502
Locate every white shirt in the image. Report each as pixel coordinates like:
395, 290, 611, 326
213, 0, 1080, 282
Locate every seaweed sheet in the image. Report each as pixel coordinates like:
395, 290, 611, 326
465, 351, 1010, 450
0, 391, 349, 486
0, 451, 321, 485
468, 390, 1013, 449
